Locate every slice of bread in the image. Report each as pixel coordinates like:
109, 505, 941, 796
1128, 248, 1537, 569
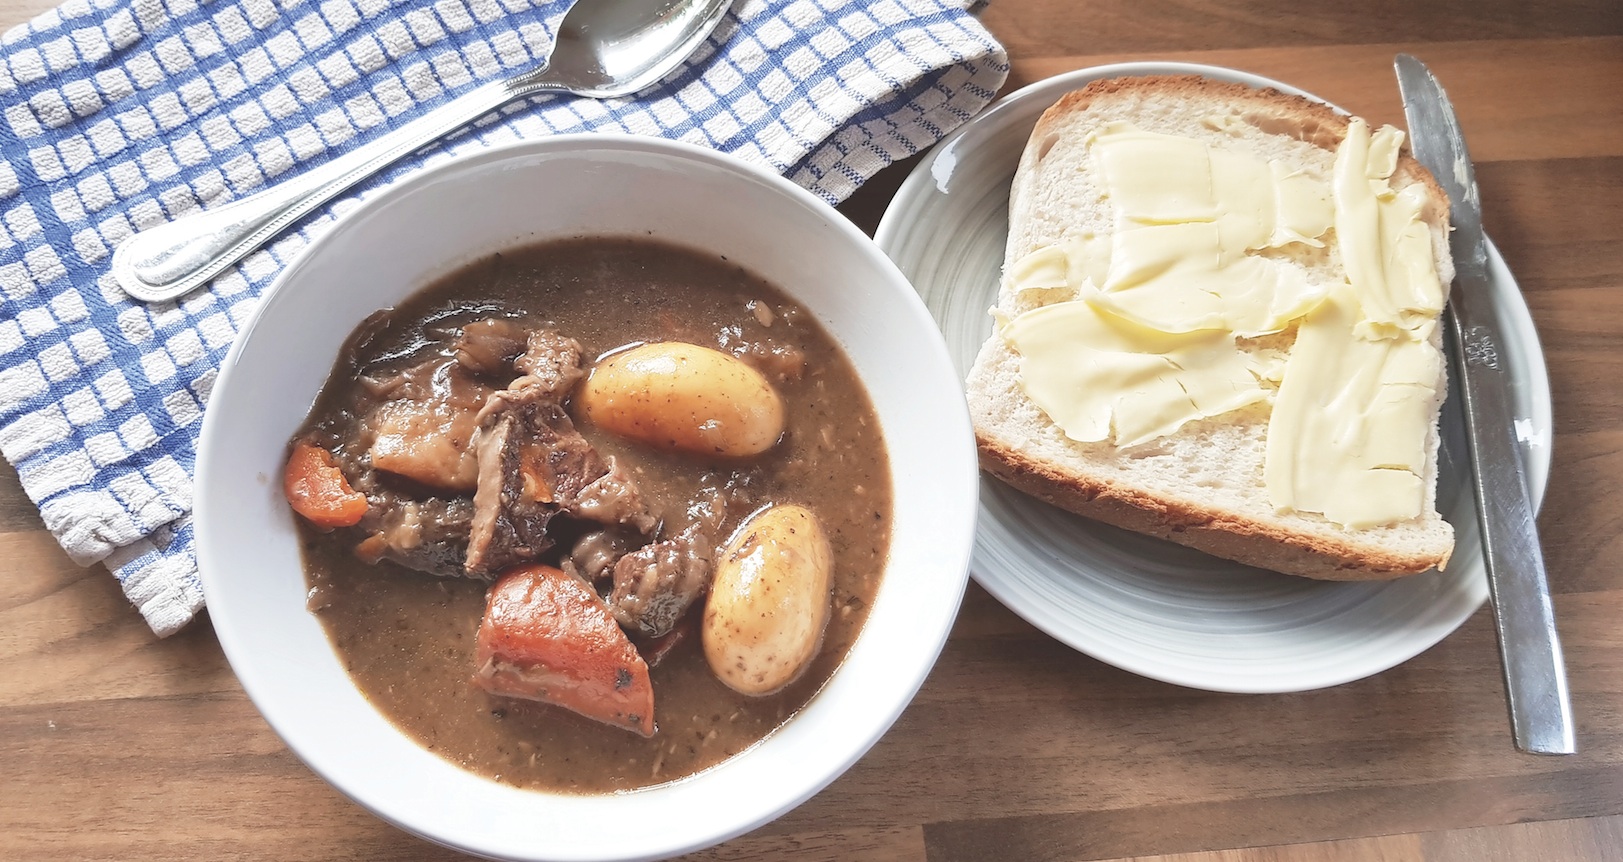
966, 75, 1456, 580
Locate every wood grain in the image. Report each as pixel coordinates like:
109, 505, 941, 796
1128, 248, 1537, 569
980, 0, 1622, 56
1003, 38, 1623, 163
3, 0, 1622, 860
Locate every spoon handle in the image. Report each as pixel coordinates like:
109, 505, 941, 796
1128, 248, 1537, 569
112, 77, 542, 303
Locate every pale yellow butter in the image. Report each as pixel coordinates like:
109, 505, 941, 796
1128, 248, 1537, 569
1264, 118, 1447, 528
1006, 234, 1110, 305
1264, 283, 1441, 529
1002, 294, 1268, 448
1082, 123, 1335, 336
1331, 122, 1446, 335
999, 114, 1447, 531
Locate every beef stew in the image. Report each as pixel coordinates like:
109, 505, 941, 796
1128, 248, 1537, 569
288, 237, 892, 793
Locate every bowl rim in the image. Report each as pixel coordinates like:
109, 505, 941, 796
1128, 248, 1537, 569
195, 132, 979, 861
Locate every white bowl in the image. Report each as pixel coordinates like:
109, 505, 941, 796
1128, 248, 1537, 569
196, 135, 979, 861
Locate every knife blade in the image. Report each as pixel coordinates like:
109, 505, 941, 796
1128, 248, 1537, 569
1395, 53, 1575, 755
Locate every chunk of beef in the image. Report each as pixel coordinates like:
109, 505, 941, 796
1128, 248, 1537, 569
352, 495, 474, 577
366, 359, 490, 493
306, 431, 475, 579
454, 318, 529, 377
464, 332, 654, 576
563, 528, 642, 585
571, 457, 657, 532
604, 477, 738, 639
464, 401, 573, 576
608, 525, 715, 639
512, 329, 586, 397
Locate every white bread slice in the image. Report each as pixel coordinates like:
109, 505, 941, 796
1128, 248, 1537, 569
966, 75, 1456, 580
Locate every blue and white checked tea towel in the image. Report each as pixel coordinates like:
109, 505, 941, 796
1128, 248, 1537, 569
0, 0, 1007, 635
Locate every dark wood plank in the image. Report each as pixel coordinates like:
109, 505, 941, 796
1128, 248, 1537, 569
982, 0, 1623, 57
0, 531, 229, 707
681, 828, 927, 862
921, 767, 1623, 862
1420, 814, 1623, 862
1083, 814, 1623, 861
1475, 156, 1623, 596
1107, 833, 1424, 862
0, 693, 461, 862
1482, 157, 1623, 301
0, 459, 44, 532
1007, 37, 1623, 164
757, 587, 1623, 836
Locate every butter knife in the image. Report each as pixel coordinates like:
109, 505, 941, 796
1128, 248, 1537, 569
1395, 54, 1575, 755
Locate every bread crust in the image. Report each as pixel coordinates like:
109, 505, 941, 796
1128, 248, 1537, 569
978, 435, 1445, 580
972, 74, 1455, 581
1028, 75, 1447, 202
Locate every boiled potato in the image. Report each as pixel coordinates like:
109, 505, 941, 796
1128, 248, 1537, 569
578, 342, 785, 457
703, 504, 833, 695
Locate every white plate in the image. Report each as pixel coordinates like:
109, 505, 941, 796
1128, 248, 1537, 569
875, 62, 1553, 693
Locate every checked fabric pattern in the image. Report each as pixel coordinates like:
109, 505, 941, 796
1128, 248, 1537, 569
0, 0, 1007, 635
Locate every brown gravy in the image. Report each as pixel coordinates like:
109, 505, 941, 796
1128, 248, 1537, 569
295, 238, 892, 793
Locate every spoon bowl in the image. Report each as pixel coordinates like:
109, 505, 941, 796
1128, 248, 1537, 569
110, 0, 734, 304
546, 0, 729, 96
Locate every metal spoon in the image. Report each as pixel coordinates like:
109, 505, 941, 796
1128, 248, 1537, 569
112, 0, 733, 304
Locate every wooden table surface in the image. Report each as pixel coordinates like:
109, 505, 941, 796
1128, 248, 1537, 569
3, 1, 1621, 860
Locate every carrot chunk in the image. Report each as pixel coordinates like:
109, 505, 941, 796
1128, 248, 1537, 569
284, 441, 368, 528
474, 565, 655, 737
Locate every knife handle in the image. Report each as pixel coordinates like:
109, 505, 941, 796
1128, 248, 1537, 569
1449, 273, 1576, 755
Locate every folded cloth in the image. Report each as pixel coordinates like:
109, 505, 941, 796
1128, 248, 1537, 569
0, 0, 1007, 635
